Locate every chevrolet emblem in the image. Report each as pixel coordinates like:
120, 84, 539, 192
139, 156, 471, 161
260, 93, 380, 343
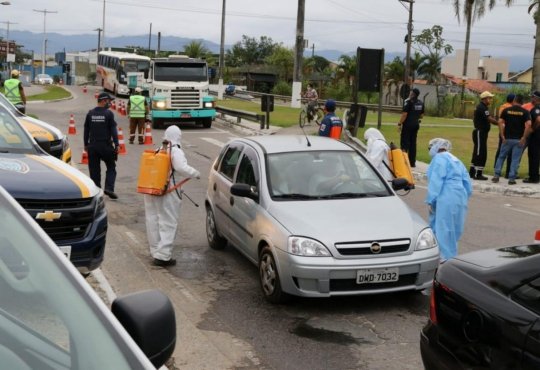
36, 210, 62, 222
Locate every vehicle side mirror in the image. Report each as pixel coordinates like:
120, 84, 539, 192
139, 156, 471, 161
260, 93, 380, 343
143, 69, 149, 79
111, 290, 176, 368
34, 136, 51, 153
391, 178, 411, 191
231, 183, 258, 200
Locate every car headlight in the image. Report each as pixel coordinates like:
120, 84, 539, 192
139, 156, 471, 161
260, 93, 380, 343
415, 228, 438, 250
288, 236, 331, 257
203, 101, 215, 108
94, 190, 105, 216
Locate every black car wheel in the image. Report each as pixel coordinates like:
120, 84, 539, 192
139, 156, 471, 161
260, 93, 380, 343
259, 246, 288, 304
206, 206, 226, 250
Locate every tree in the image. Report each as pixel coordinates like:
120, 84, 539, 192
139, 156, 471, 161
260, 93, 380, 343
265, 45, 294, 81
384, 57, 405, 82
337, 54, 356, 86
412, 25, 453, 83
225, 35, 277, 67
409, 52, 427, 82
528, 1, 540, 90
183, 40, 209, 58
449, 0, 514, 81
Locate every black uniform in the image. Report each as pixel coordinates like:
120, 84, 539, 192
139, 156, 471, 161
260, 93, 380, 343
470, 101, 492, 178
83, 106, 119, 192
400, 97, 424, 167
527, 104, 540, 183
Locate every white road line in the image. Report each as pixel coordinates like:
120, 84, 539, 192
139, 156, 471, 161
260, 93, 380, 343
201, 137, 227, 148
125, 231, 141, 245
182, 128, 229, 134
92, 268, 118, 303
503, 203, 540, 216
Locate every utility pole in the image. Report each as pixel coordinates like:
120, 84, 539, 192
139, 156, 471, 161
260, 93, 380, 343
399, 0, 414, 87
218, 0, 226, 99
312, 43, 315, 58
33, 9, 57, 75
292, 0, 305, 108
148, 23, 152, 52
1, 21, 17, 72
1, 20, 17, 42
94, 28, 102, 53
101, 0, 106, 51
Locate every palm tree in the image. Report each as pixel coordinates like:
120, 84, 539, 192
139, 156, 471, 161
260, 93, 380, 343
450, 0, 514, 80
183, 40, 209, 59
528, 1, 540, 90
417, 53, 443, 83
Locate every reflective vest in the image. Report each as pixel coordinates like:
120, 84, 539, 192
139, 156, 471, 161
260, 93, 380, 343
129, 95, 146, 118
4, 78, 22, 105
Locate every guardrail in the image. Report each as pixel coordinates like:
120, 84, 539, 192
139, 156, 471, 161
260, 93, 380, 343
216, 106, 266, 127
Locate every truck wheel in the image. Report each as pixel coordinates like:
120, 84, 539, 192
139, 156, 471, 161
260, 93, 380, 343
202, 118, 212, 128
152, 119, 164, 129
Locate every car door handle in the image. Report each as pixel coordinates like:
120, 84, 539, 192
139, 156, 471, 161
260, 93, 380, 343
230, 196, 234, 206
213, 183, 217, 191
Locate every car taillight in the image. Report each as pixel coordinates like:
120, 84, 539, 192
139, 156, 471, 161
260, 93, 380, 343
429, 282, 437, 324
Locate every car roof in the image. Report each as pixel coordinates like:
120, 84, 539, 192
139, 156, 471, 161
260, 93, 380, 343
238, 135, 355, 154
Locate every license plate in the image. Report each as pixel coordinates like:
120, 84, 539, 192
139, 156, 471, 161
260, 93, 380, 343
356, 268, 399, 284
180, 113, 191, 118
59, 245, 71, 259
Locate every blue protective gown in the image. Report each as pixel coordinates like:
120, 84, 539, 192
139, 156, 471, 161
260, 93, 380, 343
426, 151, 473, 260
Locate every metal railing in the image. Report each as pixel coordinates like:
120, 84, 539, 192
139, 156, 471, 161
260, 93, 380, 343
215, 106, 266, 127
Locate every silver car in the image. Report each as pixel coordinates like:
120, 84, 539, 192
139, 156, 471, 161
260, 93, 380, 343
205, 135, 439, 303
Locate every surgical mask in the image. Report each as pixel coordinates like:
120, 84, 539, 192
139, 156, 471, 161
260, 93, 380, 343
104, 102, 111, 109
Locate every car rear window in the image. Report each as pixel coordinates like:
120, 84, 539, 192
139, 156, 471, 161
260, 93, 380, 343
512, 276, 540, 315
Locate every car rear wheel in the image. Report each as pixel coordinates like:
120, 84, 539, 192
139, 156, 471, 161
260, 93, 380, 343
259, 246, 288, 304
206, 206, 227, 250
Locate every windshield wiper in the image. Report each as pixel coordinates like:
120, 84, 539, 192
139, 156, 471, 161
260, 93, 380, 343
319, 192, 386, 199
272, 193, 318, 200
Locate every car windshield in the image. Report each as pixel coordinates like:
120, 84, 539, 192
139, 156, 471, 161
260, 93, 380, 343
267, 150, 391, 199
0, 190, 141, 369
0, 106, 35, 152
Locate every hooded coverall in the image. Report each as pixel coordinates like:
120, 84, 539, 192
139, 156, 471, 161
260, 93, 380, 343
425, 138, 473, 261
364, 128, 393, 181
144, 126, 200, 262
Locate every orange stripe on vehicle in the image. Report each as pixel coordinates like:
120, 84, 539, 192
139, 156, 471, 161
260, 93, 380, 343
21, 120, 56, 141
28, 155, 91, 198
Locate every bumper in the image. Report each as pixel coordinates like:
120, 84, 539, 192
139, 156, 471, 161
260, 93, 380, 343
420, 322, 463, 370
151, 108, 216, 119
117, 85, 131, 95
274, 247, 439, 297
58, 210, 108, 274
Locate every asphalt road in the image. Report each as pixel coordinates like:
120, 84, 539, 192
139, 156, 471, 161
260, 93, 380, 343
26, 85, 540, 370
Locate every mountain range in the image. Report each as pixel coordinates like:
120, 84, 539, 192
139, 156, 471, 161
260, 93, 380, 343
3, 29, 533, 73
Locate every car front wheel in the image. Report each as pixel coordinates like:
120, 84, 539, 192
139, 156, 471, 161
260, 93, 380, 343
206, 206, 227, 250
259, 246, 288, 304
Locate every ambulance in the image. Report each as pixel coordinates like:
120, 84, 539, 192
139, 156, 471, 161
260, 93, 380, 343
0, 101, 107, 274
0, 92, 72, 163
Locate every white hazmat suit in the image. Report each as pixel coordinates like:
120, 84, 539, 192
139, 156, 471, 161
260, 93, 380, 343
425, 138, 472, 261
144, 126, 200, 263
364, 128, 393, 181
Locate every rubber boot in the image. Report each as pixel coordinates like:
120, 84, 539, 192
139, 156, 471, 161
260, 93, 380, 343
469, 166, 476, 178
475, 170, 488, 181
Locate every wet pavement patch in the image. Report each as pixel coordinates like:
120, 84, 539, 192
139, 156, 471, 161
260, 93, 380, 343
290, 318, 359, 345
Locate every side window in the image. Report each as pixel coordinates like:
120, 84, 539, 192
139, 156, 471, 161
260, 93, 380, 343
218, 145, 242, 180
236, 148, 259, 187
512, 276, 540, 315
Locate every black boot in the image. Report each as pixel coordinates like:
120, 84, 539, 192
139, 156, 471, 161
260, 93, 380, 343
475, 170, 488, 181
469, 166, 476, 178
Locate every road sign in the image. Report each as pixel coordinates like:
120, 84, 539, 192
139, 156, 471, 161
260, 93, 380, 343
0, 41, 16, 56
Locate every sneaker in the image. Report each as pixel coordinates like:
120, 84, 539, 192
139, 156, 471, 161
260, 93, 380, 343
491, 176, 499, 183
104, 190, 118, 200
523, 178, 540, 184
508, 180, 517, 185
475, 175, 488, 181
152, 258, 177, 267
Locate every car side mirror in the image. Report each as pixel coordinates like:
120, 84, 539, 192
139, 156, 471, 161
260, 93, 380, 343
34, 136, 51, 153
111, 290, 176, 368
391, 177, 411, 191
231, 183, 259, 200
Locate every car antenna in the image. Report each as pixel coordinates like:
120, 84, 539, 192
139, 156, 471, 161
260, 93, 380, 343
300, 125, 311, 147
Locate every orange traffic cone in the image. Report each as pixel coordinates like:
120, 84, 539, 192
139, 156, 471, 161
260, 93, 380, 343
117, 127, 127, 155
83, 85, 87, 93
120, 101, 126, 116
144, 121, 153, 145
111, 100, 116, 111
80, 149, 88, 165
68, 114, 77, 135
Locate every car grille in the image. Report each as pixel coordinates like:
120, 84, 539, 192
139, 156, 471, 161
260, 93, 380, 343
171, 89, 200, 109
335, 238, 411, 256
17, 198, 95, 242
330, 273, 418, 291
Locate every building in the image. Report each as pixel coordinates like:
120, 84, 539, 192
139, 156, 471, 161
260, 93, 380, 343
441, 49, 509, 82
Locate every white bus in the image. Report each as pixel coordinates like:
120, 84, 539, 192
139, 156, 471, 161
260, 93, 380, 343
96, 51, 151, 96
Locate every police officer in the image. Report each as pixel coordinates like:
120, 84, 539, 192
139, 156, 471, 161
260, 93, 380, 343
525, 91, 540, 184
127, 87, 149, 144
318, 99, 343, 138
4, 70, 27, 114
470, 91, 499, 180
84, 92, 119, 199
398, 88, 424, 167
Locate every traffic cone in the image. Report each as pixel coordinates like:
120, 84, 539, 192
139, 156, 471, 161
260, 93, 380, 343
144, 121, 153, 145
83, 85, 87, 93
535, 230, 540, 244
117, 127, 127, 155
79, 149, 88, 165
111, 100, 116, 111
120, 101, 126, 116
68, 114, 76, 135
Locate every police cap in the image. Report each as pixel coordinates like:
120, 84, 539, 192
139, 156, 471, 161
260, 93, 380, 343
97, 92, 115, 101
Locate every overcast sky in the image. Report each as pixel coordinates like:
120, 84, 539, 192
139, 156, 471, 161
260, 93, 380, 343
1, 0, 536, 57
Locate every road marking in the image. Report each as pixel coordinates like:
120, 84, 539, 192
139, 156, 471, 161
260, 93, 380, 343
92, 268, 118, 303
125, 231, 141, 245
201, 137, 227, 148
503, 203, 540, 216
182, 127, 228, 134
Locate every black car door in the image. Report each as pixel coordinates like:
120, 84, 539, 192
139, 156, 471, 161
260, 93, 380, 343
523, 319, 540, 369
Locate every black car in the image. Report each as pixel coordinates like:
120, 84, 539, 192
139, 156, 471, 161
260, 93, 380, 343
421, 245, 540, 369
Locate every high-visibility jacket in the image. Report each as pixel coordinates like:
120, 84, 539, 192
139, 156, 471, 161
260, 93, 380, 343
129, 95, 146, 118
4, 78, 23, 105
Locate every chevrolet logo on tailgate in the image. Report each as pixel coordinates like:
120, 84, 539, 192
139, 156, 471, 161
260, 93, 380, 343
36, 210, 62, 222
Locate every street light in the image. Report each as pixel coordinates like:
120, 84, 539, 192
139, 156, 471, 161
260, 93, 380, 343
33, 9, 57, 75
